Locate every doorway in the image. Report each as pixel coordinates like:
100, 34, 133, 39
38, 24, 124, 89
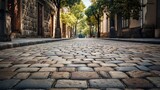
38, 3, 43, 36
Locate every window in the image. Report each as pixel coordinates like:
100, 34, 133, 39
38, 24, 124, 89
122, 17, 129, 28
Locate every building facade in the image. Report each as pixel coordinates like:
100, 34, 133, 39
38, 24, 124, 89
102, 0, 160, 38
0, 0, 56, 41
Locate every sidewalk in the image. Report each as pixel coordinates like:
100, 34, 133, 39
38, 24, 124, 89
0, 38, 70, 50
104, 38, 160, 44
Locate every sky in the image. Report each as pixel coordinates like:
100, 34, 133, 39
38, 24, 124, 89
82, 0, 91, 9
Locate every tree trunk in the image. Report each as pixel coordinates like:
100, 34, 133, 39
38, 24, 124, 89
89, 24, 92, 38
97, 15, 100, 38
74, 23, 77, 38
55, 1, 61, 38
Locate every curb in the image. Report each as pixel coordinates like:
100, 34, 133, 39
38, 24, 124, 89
103, 38, 160, 44
0, 39, 70, 50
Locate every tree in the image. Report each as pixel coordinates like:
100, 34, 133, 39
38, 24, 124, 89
85, 1, 104, 38
53, 0, 80, 38
70, 1, 85, 37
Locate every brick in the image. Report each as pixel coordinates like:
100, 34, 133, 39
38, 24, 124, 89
17, 68, 39, 72
122, 78, 153, 88
147, 77, 160, 87
29, 72, 50, 79
89, 79, 125, 88
55, 80, 87, 88
30, 64, 49, 67
14, 73, 30, 79
15, 79, 54, 89
39, 68, 57, 72
78, 67, 94, 71
59, 67, 75, 72
71, 72, 100, 79
0, 79, 20, 89
0, 72, 17, 80
109, 71, 129, 78
127, 70, 152, 78
94, 67, 113, 71
116, 67, 138, 72
51, 72, 70, 79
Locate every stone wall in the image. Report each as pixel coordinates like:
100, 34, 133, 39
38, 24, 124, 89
21, 0, 38, 37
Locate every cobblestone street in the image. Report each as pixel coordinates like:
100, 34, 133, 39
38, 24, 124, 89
0, 38, 160, 90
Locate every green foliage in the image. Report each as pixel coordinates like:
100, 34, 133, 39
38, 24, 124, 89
70, 1, 85, 21
78, 17, 90, 35
107, 0, 141, 19
61, 12, 77, 27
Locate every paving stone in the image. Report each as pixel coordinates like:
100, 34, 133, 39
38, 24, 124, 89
136, 66, 150, 71
109, 61, 124, 64
118, 63, 137, 67
0, 68, 17, 72
94, 67, 113, 71
59, 67, 75, 72
99, 71, 111, 78
51, 72, 70, 79
127, 70, 152, 78
125, 89, 144, 90
89, 79, 125, 88
122, 78, 153, 88
73, 61, 91, 64
16, 68, 39, 72
15, 79, 54, 89
109, 71, 129, 78
116, 67, 138, 72
88, 63, 100, 67
67, 64, 86, 67
151, 71, 160, 76
55, 80, 87, 88
147, 77, 160, 87
149, 66, 160, 70
0, 79, 20, 89
30, 64, 49, 67
29, 72, 49, 79
12, 64, 30, 68
14, 73, 30, 79
100, 63, 117, 67
50, 88, 80, 90
71, 72, 100, 79
0, 72, 17, 80
50, 64, 64, 67
0, 64, 12, 68
138, 62, 153, 66
85, 89, 101, 90
106, 88, 122, 90
39, 68, 57, 72
78, 67, 94, 71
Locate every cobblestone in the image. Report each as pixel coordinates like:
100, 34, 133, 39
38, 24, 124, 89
71, 72, 100, 79
0, 38, 160, 89
55, 80, 87, 88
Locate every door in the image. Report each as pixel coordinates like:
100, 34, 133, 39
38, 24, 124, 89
38, 3, 43, 36
8, 0, 21, 33
50, 15, 54, 37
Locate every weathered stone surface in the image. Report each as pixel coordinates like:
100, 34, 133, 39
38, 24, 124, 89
109, 71, 129, 78
94, 67, 113, 71
55, 80, 87, 88
116, 67, 138, 72
127, 70, 152, 78
15, 79, 54, 89
147, 77, 160, 87
59, 67, 75, 72
78, 67, 94, 71
51, 72, 70, 79
16, 68, 39, 72
12, 64, 30, 68
89, 79, 125, 88
30, 64, 49, 67
122, 78, 153, 88
67, 64, 86, 67
0, 79, 20, 89
39, 68, 57, 72
99, 71, 111, 78
14, 73, 30, 79
29, 72, 50, 79
50, 88, 80, 90
71, 72, 100, 79
0, 72, 17, 80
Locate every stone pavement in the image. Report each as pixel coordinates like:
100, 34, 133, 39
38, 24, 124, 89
0, 38, 160, 90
